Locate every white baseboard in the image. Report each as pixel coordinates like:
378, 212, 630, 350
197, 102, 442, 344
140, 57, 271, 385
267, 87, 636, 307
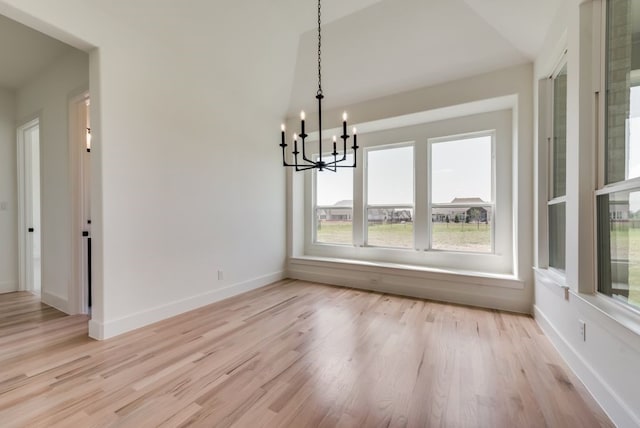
41, 291, 69, 314
0, 281, 18, 294
534, 305, 640, 428
289, 259, 530, 314
89, 270, 285, 340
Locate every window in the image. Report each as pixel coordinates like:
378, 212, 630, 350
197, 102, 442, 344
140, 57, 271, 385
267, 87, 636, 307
549, 63, 567, 271
429, 133, 494, 253
597, 0, 640, 311
305, 109, 512, 275
314, 154, 353, 245
366, 145, 414, 248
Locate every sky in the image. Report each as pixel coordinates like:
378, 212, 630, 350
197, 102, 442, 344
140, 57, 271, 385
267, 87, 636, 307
628, 86, 640, 181
315, 135, 492, 206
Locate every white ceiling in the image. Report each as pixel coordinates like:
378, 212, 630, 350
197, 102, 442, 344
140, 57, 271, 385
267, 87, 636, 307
287, 0, 562, 116
0, 0, 562, 113
0, 14, 74, 90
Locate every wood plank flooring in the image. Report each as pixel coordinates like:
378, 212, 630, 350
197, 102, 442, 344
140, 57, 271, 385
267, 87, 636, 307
0, 280, 612, 427
0, 292, 67, 332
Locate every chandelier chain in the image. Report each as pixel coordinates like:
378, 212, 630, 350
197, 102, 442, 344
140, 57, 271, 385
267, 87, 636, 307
279, 0, 358, 172
317, 0, 322, 96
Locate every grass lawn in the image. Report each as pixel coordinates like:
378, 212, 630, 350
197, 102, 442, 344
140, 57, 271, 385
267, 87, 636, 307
316, 221, 353, 245
316, 221, 491, 252
367, 222, 414, 248
431, 222, 491, 252
611, 225, 640, 308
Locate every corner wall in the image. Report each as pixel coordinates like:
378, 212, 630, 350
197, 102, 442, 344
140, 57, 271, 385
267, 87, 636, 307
0, 87, 16, 293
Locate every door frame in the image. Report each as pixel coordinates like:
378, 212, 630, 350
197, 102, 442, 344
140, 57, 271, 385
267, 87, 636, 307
69, 90, 90, 314
16, 116, 41, 293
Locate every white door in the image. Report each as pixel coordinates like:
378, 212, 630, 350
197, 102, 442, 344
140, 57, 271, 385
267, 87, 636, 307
17, 119, 42, 293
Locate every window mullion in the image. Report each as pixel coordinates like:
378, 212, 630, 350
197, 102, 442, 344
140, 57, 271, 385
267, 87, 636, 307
353, 162, 365, 247
414, 141, 429, 251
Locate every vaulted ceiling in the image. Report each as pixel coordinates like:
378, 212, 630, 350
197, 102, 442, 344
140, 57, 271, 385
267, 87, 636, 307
287, 0, 562, 115
0, 0, 562, 113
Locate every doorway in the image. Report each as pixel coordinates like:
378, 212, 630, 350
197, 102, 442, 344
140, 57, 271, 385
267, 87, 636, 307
17, 118, 41, 294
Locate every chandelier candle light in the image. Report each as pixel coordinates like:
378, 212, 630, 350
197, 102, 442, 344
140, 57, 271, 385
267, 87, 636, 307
279, 0, 358, 172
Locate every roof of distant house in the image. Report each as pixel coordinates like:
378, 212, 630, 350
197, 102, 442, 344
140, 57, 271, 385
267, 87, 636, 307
451, 197, 485, 204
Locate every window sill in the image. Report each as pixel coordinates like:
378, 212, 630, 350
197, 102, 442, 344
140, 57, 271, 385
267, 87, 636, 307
289, 255, 524, 290
534, 267, 570, 300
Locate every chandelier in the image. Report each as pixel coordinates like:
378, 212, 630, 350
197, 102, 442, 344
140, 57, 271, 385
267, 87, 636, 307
280, 0, 358, 172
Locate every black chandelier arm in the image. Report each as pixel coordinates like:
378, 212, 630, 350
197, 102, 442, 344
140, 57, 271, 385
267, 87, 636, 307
331, 154, 358, 168
282, 147, 318, 170
299, 135, 314, 164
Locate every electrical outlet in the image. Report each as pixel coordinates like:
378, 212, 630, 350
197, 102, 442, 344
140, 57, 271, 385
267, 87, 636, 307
578, 320, 586, 341
217, 270, 224, 281
0, 201, 7, 211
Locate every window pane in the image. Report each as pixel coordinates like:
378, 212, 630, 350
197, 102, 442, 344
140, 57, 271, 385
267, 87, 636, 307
548, 203, 566, 270
315, 154, 353, 245
367, 146, 413, 205
431, 206, 492, 253
367, 208, 413, 248
316, 207, 352, 245
552, 64, 567, 198
597, 190, 640, 311
316, 154, 353, 206
605, 0, 640, 183
431, 135, 492, 204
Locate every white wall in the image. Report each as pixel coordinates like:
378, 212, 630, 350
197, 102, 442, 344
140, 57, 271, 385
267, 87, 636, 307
16, 48, 89, 312
0, 86, 16, 293
288, 63, 535, 314
0, 0, 300, 339
533, 1, 640, 427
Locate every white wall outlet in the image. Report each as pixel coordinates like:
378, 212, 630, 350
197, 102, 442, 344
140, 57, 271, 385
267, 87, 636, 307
217, 270, 224, 280
0, 201, 7, 211
578, 320, 586, 341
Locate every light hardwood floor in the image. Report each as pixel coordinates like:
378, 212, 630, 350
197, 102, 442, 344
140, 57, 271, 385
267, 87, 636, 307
0, 291, 66, 331
0, 281, 612, 427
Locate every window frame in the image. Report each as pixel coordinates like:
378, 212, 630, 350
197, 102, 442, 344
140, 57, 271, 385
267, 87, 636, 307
303, 109, 513, 275
548, 58, 568, 273
595, 0, 640, 314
